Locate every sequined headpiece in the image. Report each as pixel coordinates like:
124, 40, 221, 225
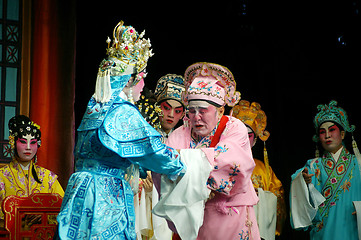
8, 115, 41, 149
93, 21, 154, 103
105, 21, 154, 74
184, 62, 241, 107
313, 100, 355, 142
154, 74, 185, 107
232, 100, 270, 141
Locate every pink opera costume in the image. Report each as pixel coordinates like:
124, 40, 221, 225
55, 21, 185, 240
135, 74, 186, 240
153, 62, 260, 240
290, 100, 361, 240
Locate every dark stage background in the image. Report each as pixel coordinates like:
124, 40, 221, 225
75, 1, 361, 239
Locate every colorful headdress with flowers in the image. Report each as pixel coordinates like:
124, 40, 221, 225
184, 62, 241, 107
232, 100, 270, 141
93, 21, 154, 103
154, 74, 185, 107
8, 115, 41, 150
313, 100, 355, 142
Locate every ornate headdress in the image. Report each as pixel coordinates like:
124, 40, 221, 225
8, 115, 41, 150
312, 100, 361, 165
154, 74, 185, 107
313, 100, 355, 142
93, 21, 154, 103
232, 100, 270, 141
184, 62, 241, 107
232, 100, 272, 190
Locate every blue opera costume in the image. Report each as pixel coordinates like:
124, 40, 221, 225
56, 21, 185, 240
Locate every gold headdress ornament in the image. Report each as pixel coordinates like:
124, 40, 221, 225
105, 21, 154, 73
93, 21, 154, 103
232, 100, 271, 190
232, 100, 270, 141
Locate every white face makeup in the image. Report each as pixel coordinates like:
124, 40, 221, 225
16, 134, 38, 163
188, 101, 220, 137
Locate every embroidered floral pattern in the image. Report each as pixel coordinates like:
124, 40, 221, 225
238, 230, 250, 240
318, 148, 354, 217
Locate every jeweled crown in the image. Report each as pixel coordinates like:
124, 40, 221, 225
105, 21, 154, 73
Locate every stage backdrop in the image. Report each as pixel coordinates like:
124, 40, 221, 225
29, 0, 76, 188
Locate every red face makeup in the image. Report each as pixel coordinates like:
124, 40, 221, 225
319, 122, 345, 153
16, 134, 38, 162
160, 100, 184, 133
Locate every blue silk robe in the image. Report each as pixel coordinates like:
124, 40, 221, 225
56, 75, 185, 240
290, 147, 361, 240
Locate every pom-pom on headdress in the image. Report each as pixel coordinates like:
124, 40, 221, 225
135, 95, 162, 130
184, 62, 241, 107
154, 74, 185, 107
93, 21, 154, 103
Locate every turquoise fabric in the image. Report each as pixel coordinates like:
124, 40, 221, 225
290, 148, 361, 240
57, 74, 184, 239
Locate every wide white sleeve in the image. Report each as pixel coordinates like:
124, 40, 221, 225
290, 171, 325, 229
152, 149, 213, 240
254, 188, 277, 240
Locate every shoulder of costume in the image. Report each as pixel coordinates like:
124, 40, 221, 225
225, 115, 247, 132
96, 100, 165, 158
34, 165, 58, 176
100, 100, 161, 142
0, 164, 10, 172
77, 91, 122, 131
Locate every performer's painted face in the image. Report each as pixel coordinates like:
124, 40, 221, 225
160, 100, 184, 133
132, 78, 144, 102
188, 100, 222, 137
247, 126, 256, 148
16, 134, 38, 162
319, 121, 345, 153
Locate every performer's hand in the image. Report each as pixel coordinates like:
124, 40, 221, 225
143, 171, 153, 193
352, 211, 356, 215
302, 167, 314, 184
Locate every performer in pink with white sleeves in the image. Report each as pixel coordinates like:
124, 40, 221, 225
153, 62, 260, 240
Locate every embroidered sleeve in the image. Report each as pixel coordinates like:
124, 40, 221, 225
207, 119, 255, 195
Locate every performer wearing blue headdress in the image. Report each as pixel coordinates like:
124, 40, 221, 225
56, 21, 185, 240
290, 100, 361, 240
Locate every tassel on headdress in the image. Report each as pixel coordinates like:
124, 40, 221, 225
263, 142, 271, 191
352, 135, 361, 175
315, 145, 320, 158
93, 69, 111, 103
